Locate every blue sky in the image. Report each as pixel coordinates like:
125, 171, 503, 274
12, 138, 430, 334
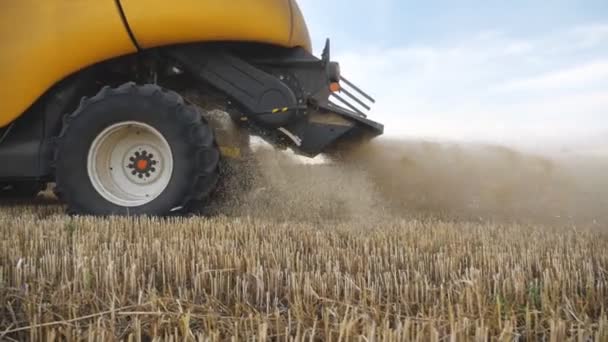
298, 0, 608, 147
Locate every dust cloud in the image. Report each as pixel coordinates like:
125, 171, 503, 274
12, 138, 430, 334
342, 139, 608, 225
215, 138, 608, 226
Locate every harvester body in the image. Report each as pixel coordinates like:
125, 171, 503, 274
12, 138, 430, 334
1, 0, 310, 127
0, 0, 383, 215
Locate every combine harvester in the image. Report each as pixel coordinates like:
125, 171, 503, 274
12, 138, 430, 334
0, 0, 383, 215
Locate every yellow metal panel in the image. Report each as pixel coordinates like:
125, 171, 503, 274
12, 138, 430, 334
0, 0, 312, 128
121, 0, 311, 52
0, 1, 136, 127
289, 0, 312, 52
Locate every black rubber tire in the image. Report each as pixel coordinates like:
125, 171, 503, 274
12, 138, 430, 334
54, 82, 220, 216
0, 182, 45, 199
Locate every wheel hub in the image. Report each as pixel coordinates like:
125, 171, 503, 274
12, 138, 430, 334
87, 121, 174, 207
126, 149, 159, 180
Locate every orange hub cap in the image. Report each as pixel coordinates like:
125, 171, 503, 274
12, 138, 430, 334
136, 159, 149, 171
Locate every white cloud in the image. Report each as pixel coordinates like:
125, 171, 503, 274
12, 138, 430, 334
497, 61, 608, 92
330, 25, 608, 145
570, 24, 608, 48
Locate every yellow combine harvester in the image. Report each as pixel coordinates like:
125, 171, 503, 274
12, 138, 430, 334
0, 0, 383, 215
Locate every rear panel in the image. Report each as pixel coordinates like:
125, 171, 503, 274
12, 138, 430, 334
120, 0, 311, 52
0, 1, 136, 128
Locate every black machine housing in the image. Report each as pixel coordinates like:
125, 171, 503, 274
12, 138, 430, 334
167, 40, 382, 156
0, 41, 383, 181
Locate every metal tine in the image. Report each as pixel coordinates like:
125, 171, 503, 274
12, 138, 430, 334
330, 93, 366, 116
340, 76, 376, 103
338, 87, 371, 111
329, 92, 369, 116
328, 100, 365, 117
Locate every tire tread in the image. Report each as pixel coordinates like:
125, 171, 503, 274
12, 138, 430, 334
54, 82, 220, 215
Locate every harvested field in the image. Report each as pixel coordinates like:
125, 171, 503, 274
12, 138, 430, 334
1, 140, 607, 341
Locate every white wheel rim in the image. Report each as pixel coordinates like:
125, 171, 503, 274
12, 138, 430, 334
87, 121, 174, 207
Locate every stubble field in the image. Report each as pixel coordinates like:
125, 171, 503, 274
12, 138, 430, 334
1, 140, 607, 341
